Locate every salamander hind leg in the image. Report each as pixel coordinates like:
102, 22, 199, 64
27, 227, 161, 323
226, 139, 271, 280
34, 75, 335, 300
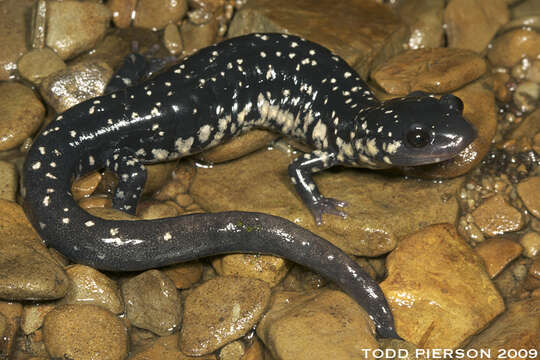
105, 147, 147, 215
288, 150, 347, 225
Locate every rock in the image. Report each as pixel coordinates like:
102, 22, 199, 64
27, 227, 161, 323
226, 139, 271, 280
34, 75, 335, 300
520, 232, 540, 258
510, 108, 540, 143
487, 29, 540, 68
133, 0, 188, 30
511, 0, 540, 18
46, 1, 112, 60
475, 237, 523, 278
228, 0, 409, 78
381, 224, 505, 348
212, 254, 291, 287
138, 201, 180, 219
108, 0, 137, 28
517, 177, 540, 218
59, 265, 124, 314
21, 302, 56, 335
444, 0, 509, 52
190, 147, 463, 256
196, 130, 278, 163
257, 290, 378, 360
402, 80, 497, 178
17, 48, 66, 85
76, 33, 133, 71
0, 200, 69, 301
513, 81, 540, 113
181, 19, 219, 55
501, 15, 540, 33
0, 0, 33, 80
121, 269, 182, 336
40, 60, 113, 113
396, 0, 445, 49
0, 313, 5, 339
71, 171, 102, 201
464, 298, 540, 358
162, 260, 203, 289
371, 48, 486, 95
78, 196, 113, 210
0, 161, 18, 202
241, 339, 265, 360
189, 0, 225, 13
43, 304, 128, 360
472, 194, 525, 236
0, 82, 45, 151
164, 23, 184, 56
180, 276, 271, 355
0, 301, 23, 357
130, 335, 217, 360
220, 341, 245, 360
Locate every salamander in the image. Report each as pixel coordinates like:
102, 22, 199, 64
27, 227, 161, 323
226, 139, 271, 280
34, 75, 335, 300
22, 33, 476, 339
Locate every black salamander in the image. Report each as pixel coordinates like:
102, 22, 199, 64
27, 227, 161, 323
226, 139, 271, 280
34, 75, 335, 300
23, 33, 476, 339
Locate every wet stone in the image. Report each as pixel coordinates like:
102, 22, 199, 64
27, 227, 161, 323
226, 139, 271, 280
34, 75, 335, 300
39, 60, 113, 113
180, 276, 271, 356
46, 1, 112, 60
191, 147, 463, 257
130, 335, 217, 360
189, 0, 225, 13
517, 176, 540, 218
181, 19, 219, 55
108, 0, 137, 28
164, 23, 184, 56
475, 237, 523, 278
520, 232, 540, 258
381, 224, 504, 348
21, 302, 56, 335
138, 200, 180, 219
0, 313, 5, 339
511, 0, 540, 18
133, 0, 188, 30
513, 81, 540, 113
371, 48, 486, 95
395, 0, 445, 49
487, 29, 540, 68
444, 0, 509, 52
464, 298, 540, 357
219, 341, 245, 360
0, 301, 23, 357
162, 260, 203, 289
0, 82, 45, 151
43, 304, 128, 360
121, 269, 182, 336
0, 161, 17, 202
17, 48, 66, 85
257, 290, 378, 360
72, 171, 102, 201
510, 108, 540, 143
59, 265, 124, 314
0, 200, 69, 301
212, 254, 292, 287
228, 0, 409, 78
472, 194, 525, 236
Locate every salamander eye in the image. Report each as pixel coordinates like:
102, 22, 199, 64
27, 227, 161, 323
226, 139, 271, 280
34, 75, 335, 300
406, 127, 430, 148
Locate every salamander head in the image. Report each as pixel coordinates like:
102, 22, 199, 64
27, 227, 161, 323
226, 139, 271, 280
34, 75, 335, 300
353, 92, 476, 167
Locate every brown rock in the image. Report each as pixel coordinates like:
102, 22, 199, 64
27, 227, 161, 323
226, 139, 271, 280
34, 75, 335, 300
257, 290, 378, 360
220, 341, 245, 360
371, 48, 486, 95
0, 161, 17, 202
520, 232, 540, 258
212, 254, 291, 287
180, 276, 271, 355
228, 0, 409, 78
475, 237, 523, 278
0, 83, 45, 151
17, 48, 66, 85
396, 0, 444, 49
86, 206, 139, 220
71, 171, 102, 201
162, 260, 203, 289
510, 108, 540, 143
0, 313, 5, 339
76, 33, 133, 71
444, 0, 509, 52
0, 200, 69, 301
43, 304, 128, 360
46, 1, 112, 60
0, 0, 33, 80
513, 80, 540, 113
59, 265, 124, 314
138, 201, 180, 219
517, 176, 540, 218
191, 147, 463, 256
130, 335, 217, 360
78, 196, 112, 210
464, 298, 540, 358
472, 194, 525, 236
196, 130, 278, 163
241, 339, 265, 360
381, 224, 505, 348
487, 29, 540, 68
0, 301, 23, 357
39, 60, 113, 113
143, 161, 178, 195
189, 0, 225, 13
401, 80, 497, 178
181, 19, 219, 55
108, 0, 137, 28
21, 302, 56, 335
121, 270, 182, 336
133, 0, 188, 30
164, 23, 184, 56
511, 0, 540, 18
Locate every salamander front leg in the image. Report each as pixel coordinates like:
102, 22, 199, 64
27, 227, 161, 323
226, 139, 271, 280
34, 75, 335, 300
288, 150, 347, 225
105, 147, 147, 215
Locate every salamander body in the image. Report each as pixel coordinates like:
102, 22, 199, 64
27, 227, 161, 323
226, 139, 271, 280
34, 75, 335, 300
23, 33, 476, 339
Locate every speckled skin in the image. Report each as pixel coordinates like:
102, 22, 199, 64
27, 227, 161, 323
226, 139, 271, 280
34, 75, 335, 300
23, 33, 476, 339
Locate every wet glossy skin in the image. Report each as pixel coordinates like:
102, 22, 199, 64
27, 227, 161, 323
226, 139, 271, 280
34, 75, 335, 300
23, 33, 476, 339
